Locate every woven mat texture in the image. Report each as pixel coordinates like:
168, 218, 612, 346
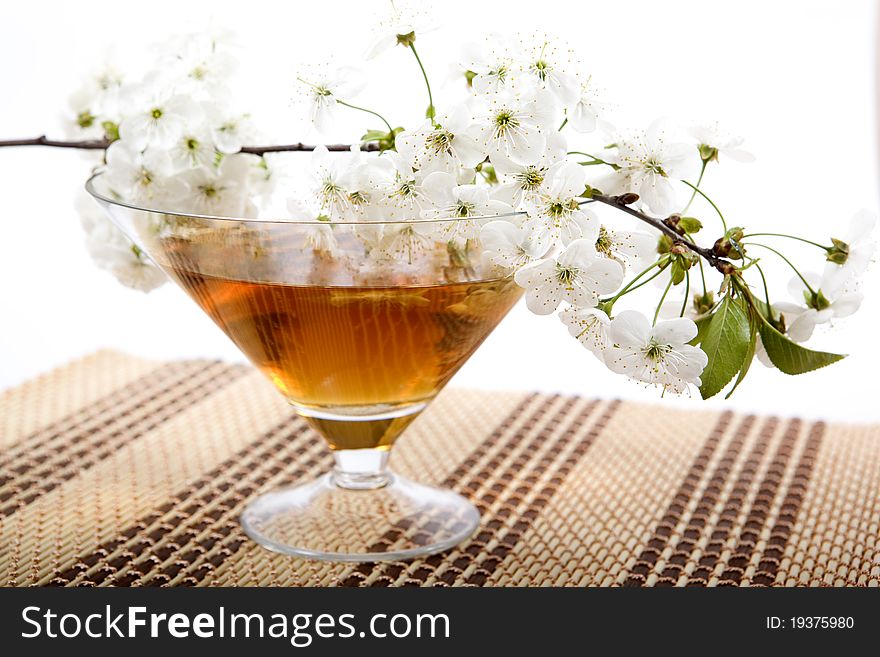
1, 351, 878, 587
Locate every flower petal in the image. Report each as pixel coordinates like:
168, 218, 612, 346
609, 309, 651, 347
651, 317, 698, 345
831, 292, 863, 318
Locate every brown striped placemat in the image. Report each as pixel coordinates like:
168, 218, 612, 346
0, 351, 877, 587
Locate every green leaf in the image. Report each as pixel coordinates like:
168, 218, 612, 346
758, 319, 845, 375
480, 164, 499, 184
360, 128, 400, 152
698, 295, 751, 399
725, 303, 758, 399
670, 260, 686, 285
690, 313, 712, 346
361, 129, 388, 142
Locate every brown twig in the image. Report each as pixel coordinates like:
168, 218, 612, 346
0, 135, 378, 154
0, 136, 110, 150
592, 192, 734, 275
241, 142, 380, 154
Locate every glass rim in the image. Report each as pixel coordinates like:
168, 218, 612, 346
84, 171, 533, 227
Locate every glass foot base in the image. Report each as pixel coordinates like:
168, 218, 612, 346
240, 473, 480, 562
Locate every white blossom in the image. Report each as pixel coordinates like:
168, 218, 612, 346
774, 271, 863, 343
248, 153, 290, 205
374, 151, 433, 219
176, 155, 252, 216
459, 35, 522, 95
118, 80, 204, 150
560, 305, 611, 360
63, 61, 124, 140
396, 105, 486, 174
594, 225, 657, 270
103, 141, 181, 204
514, 238, 624, 314
522, 162, 598, 248
604, 120, 701, 215
164, 32, 236, 96
77, 193, 167, 292
420, 172, 511, 220
470, 91, 555, 166
376, 224, 433, 261
823, 209, 876, 290
419, 171, 512, 242
365, 2, 437, 59
519, 38, 579, 105
296, 66, 365, 135
341, 154, 391, 221
564, 76, 603, 133
310, 144, 361, 219
605, 310, 708, 394
490, 130, 567, 207
208, 109, 255, 154
287, 199, 338, 255
168, 130, 216, 170
689, 122, 755, 163
480, 219, 546, 273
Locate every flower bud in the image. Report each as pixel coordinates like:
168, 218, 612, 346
717, 261, 737, 276
618, 192, 640, 205
712, 237, 733, 257
668, 246, 698, 284
77, 111, 96, 129
693, 291, 715, 315
663, 214, 683, 235
712, 227, 746, 260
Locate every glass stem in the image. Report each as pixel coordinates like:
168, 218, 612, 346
331, 448, 391, 490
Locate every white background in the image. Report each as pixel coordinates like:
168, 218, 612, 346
1, 0, 878, 421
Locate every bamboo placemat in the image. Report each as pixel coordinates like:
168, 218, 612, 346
1, 351, 877, 587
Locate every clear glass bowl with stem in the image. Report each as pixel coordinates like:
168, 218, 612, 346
86, 172, 525, 562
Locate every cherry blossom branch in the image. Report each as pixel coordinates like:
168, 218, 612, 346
591, 192, 736, 275
240, 142, 380, 154
0, 136, 110, 150
0, 136, 379, 153
0, 136, 754, 278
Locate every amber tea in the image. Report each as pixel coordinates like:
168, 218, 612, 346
170, 267, 521, 450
